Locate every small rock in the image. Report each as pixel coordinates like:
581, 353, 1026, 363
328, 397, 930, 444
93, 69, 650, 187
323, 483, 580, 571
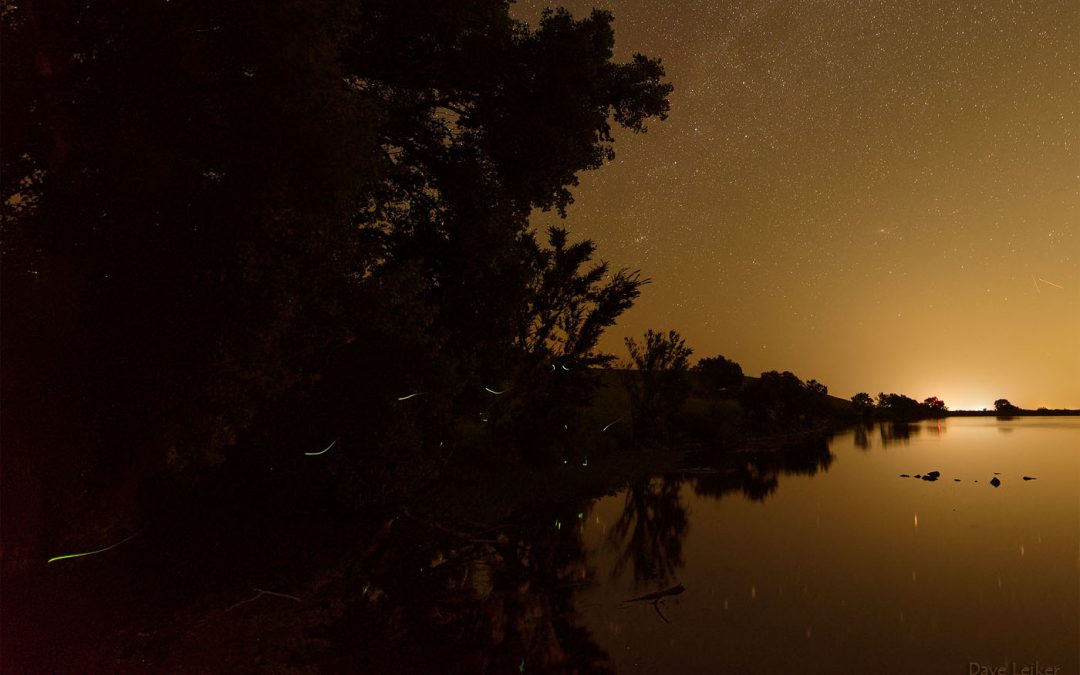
1022, 476, 1036, 481
914, 474, 922, 478
922, 474, 939, 482
953, 478, 961, 482
927, 471, 940, 477
990, 477, 1001, 487
900, 474, 910, 478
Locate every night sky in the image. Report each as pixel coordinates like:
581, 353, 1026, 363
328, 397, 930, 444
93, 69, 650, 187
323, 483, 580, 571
514, 0, 1078, 410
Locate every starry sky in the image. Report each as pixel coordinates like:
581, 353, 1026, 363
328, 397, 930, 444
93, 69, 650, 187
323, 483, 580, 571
514, 0, 1079, 410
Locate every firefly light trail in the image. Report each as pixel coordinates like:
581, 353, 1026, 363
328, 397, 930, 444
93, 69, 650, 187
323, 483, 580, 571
305, 439, 337, 456
484, 387, 508, 395
397, 392, 425, 401
47, 532, 140, 564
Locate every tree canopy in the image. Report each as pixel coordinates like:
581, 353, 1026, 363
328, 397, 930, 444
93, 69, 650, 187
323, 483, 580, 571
1, 0, 672, 548
624, 329, 693, 443
693, 355, 744, 397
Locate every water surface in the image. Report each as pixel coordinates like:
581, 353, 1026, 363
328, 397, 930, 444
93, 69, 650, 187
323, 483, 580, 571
578, 417, 1079, 674
9, 418, 1077, 673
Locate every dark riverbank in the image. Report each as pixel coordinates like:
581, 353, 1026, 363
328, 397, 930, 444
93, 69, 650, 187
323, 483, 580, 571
946, 409, 1080, 417
4, 425, 833, 673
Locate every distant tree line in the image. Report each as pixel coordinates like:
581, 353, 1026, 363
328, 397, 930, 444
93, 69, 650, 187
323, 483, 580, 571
617, 333, 840, 445
849, 392, 948, 420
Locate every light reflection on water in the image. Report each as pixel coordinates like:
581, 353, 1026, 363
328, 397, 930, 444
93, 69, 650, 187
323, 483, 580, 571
579, 417, 1080, 674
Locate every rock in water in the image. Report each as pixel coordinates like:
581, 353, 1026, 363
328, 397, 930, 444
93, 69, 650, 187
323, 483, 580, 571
922, 474, 939, 482
900, 474, 911, 478
1022, 476, 1036, 481
990, 476, 1001, 488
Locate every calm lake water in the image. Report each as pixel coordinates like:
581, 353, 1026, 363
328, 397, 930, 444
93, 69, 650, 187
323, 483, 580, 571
8, 417, 1077, 673
578, 417, 1079, 674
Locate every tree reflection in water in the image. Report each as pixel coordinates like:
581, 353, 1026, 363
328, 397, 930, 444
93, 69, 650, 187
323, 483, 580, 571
608, 477, 689, 588
321, 511, 614, 674
878, 421, 920, 447
691, 434, 834, 502
854, 422, 872, 450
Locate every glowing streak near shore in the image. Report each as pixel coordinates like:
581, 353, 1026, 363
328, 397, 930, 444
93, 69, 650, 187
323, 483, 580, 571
305, 439, 337, 456
484, 387, 508, 395
47, 532, 140, 564
397, 392, 425, 401
602, 418, 622, 432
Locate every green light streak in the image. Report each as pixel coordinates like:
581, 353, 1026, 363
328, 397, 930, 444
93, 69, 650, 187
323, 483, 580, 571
582, 456, 588, 467
602, 418, 622, 432
305, 439, 337, 456
555, 519, 562, 530
397, 392, 425, 401
520, 658, 526, 673
483, 386, 508, 395
560, 365, 570, 371
47, 532, 139, 564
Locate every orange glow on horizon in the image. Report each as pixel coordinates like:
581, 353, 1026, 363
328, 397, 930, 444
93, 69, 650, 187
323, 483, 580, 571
515, 0, 1079, 408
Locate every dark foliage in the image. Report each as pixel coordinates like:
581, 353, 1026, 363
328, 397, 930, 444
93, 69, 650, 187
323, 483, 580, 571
739, 370, 832, 431
623, 330, 693, 444
1, 0, 670, 560
692, 355, 744, 397
851, 392, 875, 414
994, 398, 1021, 414
874, 392, 947, 421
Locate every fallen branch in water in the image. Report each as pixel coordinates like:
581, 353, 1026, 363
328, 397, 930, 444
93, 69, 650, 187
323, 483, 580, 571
226, 587, 302, 612
622, 584, 685, 624
400, 510, 501, 545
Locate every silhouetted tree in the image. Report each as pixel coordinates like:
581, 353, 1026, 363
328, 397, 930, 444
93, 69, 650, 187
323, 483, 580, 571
739, 370, 821, 430
693, 355, 744, 397
876, 392, 925, 421
851, 392, 875, 415
994, 398, 1020, 414
1, 0, 672, 557
496, 226, 649, 461
624, 330, 693, 444
922, 396, 947, 416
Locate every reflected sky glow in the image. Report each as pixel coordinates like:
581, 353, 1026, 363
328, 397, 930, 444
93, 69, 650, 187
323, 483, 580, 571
579, 417, 1080, 673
